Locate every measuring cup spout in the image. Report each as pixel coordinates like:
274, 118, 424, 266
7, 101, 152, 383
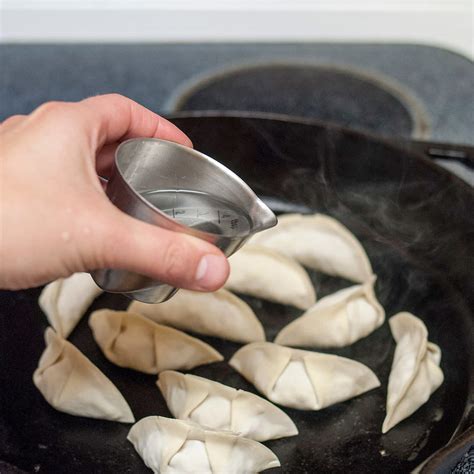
249, 198, 278, 234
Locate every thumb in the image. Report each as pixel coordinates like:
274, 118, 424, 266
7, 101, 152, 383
94, 206, 230, 292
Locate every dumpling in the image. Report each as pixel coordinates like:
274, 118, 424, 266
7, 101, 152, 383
129, 289, 265, 344
89, 309, 223, 374
157, 370, 298, 442
127, 416, 280, 474
250, 213, 373, 283
39, 272, 102, 338
33, 328, 134, 422
382, 312, 444, 433
229, 342, 380, 410
275, 279, 384, 348
225, 244, 316, 309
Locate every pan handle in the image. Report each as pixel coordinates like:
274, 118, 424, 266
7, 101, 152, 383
419, 424, 474, 473
396, 139, 474, 170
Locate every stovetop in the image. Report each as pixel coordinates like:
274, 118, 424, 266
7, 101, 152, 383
1, 43, 473, 184
1, 43, 473, 142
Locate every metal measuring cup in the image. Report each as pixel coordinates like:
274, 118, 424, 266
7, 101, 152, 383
90, 138, 277, 303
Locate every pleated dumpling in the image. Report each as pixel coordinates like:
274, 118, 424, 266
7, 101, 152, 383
382, 312, 444, 433
89, 309, 223, 374
128, 416, 280, 474
33, 328, 134, 423
251, 213, 373, 283
225, 244, 316, 309
157, 371, 298, 442
229, 342, 380, 410
129, 289, 265, 344
39, 272, 102, 338
275, 280, 384, 348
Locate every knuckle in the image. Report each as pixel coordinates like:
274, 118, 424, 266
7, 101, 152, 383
34, 100, 68, 116
99, 93, 128, 107
72, 204, 113, 270
93, 217, 120, 267
32, 100, 87, 133
32, 101, 78, 126
106, 92, 126, 101
1, 114, 25, 126
161, 241, 191, 282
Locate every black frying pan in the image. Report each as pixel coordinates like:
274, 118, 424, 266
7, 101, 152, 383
1, 114, 473, 473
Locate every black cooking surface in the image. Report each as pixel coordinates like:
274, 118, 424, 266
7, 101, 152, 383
1, 116, 473, 473
172, 65, 424, 138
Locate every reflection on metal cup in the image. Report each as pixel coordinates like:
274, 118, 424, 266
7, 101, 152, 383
90, 138, 277, 303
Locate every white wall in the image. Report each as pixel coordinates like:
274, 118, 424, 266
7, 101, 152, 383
1, 0, 473, 59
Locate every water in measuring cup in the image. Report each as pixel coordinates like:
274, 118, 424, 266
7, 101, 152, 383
141, 189, 252, 236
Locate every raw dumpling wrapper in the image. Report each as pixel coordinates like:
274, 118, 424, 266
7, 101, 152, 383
250, 213, 373, 283
33, 328, 134, 422
39, 272, 102, 338
157, 371, 297, 442
128, 416, 280, 474
225, 244, 316, 309
275, 280, 384, 348
230, 342, 380, 410
129, 289, 265, 344
89, 309, 223, 374
383, 312, 444, 433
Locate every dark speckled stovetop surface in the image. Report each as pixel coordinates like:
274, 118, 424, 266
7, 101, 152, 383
1, 43, 473, 145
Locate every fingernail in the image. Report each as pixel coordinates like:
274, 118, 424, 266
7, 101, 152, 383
195, 254, 228, 290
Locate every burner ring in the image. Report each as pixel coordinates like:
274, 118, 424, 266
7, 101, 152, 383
166, 61, 431, 139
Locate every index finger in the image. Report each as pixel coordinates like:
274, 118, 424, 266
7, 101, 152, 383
78, 93, 193, 149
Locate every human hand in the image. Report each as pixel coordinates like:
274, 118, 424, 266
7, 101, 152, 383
0, 94, 229, 291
